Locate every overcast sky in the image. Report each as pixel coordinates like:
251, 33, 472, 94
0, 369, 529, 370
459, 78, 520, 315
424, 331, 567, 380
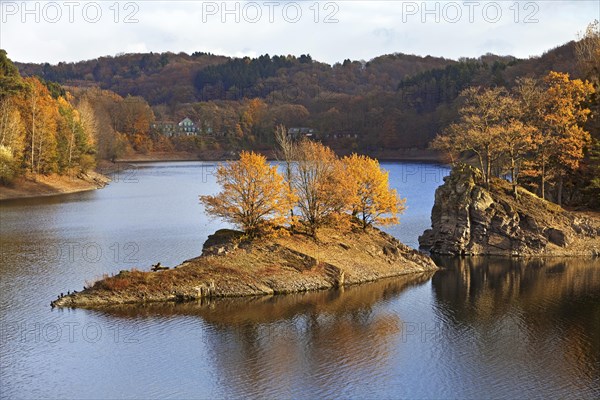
1, 1, 598, 65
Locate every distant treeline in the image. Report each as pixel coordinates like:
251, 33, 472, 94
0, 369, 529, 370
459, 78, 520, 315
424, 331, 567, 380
3, 21, 599, 208
14, 40, 584, 149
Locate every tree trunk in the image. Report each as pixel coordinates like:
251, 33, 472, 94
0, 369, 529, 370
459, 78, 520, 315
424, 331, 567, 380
540, 151, 546, 200
485, 146, 491, 189
31, 102, 36, 176
476, 153, 485, 185
511, 156, 518, 199
36, 133, 43, 175
286, 162, 294, 219
68, 122, 75, 171
557, 173, 564, 207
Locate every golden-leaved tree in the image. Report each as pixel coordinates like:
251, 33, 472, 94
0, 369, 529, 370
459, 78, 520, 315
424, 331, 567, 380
0, 98, 25, 183
16, 77, 59, 175
541, 71, 594, 205
433, 72, 594, 204
342, 154, 405, 229
199, 151, 294, 236
293, 140, 352, 237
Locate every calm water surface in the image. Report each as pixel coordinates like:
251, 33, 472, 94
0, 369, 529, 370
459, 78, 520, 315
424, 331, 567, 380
1, 162, 599, 399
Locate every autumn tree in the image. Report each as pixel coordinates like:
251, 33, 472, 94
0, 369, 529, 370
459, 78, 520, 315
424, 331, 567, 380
342, 154, 405, 229
432, 87, 512, 188
16, 77, 59, 175
274, 124, 296, 218
575, 20, 600, 83
0, 98, 25, 158
76, 87, 129, 161
56, 96, 96, 172
0, 53, 101, 182
511, 77, 551, 198
0, 98, 25, 183
433, 73, 594, 204
268, 104, 310, 128
293, 140, 351, 237
541, 71, 594, 205
200, 151, 294, 236
430, 130, 459, 165
240, 98, 268, 141
495, 119, 536, 199
576, 21, 600, 207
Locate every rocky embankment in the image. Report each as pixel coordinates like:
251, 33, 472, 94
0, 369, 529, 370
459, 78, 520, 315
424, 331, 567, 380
52, 227, 437, 308
419, 164, 600, 256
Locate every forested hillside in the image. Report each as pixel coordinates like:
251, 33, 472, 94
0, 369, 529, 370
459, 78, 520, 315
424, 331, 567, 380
14, 40, 585, 150
3, 21, 599, 207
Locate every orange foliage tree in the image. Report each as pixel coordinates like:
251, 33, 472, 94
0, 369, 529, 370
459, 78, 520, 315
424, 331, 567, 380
541, 71, 594, 205
16, 77, 59, 175
342, 154, 405, 229
293, 140, 352, 237
199, 151, 294, 236
432, 73, 594, 204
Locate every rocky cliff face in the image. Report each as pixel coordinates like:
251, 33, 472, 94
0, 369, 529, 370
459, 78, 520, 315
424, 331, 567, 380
419, 164, 600, 256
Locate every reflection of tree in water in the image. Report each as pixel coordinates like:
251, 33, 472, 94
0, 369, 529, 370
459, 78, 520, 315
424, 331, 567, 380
200, 274, 431, 398
94, 273, 432, 397
431, 256, 600, 389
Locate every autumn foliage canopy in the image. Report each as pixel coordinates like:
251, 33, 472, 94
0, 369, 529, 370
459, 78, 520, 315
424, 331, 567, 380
199, 151, 294, 236
432, 71, 595, 205
200, 141, 404, 237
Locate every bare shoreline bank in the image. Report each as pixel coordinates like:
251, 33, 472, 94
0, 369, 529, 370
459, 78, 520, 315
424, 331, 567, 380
0, 170, 110, 202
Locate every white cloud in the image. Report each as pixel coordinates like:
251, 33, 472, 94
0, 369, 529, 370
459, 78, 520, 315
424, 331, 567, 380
0, 1, 597, 64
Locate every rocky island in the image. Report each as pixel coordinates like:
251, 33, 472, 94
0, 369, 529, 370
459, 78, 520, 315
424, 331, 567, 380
419, 164, 600, 256
51, 142, 439, 308
52, 227, 437, 308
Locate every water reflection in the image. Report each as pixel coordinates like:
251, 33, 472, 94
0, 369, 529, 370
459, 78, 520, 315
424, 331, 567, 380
83, 273, 433, 398
432, 256, 600, 397
2, 161, 599, 398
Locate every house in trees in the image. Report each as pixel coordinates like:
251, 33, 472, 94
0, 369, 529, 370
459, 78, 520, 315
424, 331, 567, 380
151, 121, 176, 136
288, 127, 317, 140
177, 117, 199, 135
152, 117, 203, 136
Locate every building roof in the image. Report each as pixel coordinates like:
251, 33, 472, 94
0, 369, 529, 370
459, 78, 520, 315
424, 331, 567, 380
179, 117, 195, 125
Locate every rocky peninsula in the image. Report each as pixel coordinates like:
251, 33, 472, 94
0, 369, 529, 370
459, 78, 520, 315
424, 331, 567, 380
52, 227, 437, 308
419, 164, 600, 256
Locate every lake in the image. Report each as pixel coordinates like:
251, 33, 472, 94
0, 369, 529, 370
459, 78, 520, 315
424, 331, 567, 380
1, 162, 599, 399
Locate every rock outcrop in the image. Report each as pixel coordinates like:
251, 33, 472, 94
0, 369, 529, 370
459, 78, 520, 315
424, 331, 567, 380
419, 164, 600, 256
53, 226, 437, 308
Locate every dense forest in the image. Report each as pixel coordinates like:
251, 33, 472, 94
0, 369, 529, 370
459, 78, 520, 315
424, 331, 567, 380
2, 21, 599, 208
14, 36, 587, 151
